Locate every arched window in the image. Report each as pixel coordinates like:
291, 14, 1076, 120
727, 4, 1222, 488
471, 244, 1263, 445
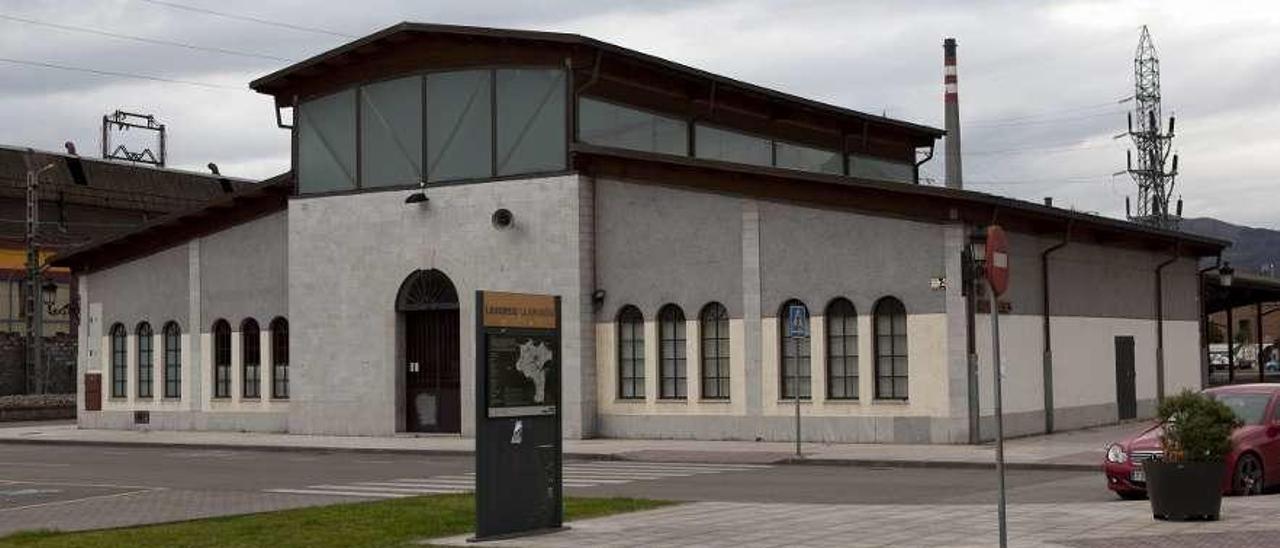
826, 298, 858, 400
241, 319, 261, 399
874, 297, 909, 400
213, 320, 231, 399
136, 322, 153, 399
271, 317, 289, 399
779, 299, 811, 399
163, 322, 181, 399
700, 302, 730, 400
658, 304, 687, 399
109, 323, 127, 398
616, 305, 645, 399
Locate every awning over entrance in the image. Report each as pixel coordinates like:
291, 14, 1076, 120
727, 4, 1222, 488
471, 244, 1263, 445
1203, 271, 1280, 386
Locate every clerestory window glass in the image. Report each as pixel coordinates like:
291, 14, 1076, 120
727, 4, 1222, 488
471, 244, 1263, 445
695, 124, 772, 167
426, 70, 492, 182
578, 97, 688, 156
849, 154, 915, 184
776, 141, 842, 175
496, 68, 566, 176
360, 76, 423, 188
297, 89, 357, 194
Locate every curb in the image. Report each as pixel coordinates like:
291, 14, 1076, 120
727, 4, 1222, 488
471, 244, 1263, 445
0, 437, 1096, 471
0, 437, 616, 462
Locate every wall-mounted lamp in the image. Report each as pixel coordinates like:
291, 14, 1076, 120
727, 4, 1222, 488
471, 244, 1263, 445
1220, 262, 1235, 288
592, 289, 607, 309
404, 181, 429, 205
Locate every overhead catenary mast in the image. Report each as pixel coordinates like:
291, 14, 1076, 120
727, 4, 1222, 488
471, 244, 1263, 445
1124, 26, 1180, 228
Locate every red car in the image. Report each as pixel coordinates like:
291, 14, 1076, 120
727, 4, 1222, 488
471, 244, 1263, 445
1104, 384, 1280, 499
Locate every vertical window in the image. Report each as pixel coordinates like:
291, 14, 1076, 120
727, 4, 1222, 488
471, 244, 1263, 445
360, 76, 423, 188
241, 319, 261, 399
496, 68, 566, 175
297, 89, 357, 194
136, 322, 153, 399
874, 297, 909, 400
658, 305, 687, 399
577, 97, 688, 155
699, 302, 730, 400
825, 298, 858, 400
617, 305, 645, 399
695, 124, 772, 167
271, 317, 289, 399
426, 70, 492, 182
779, 300, 811, 399
109, 323, 126, 398
163, 322, 181, 399
213, 320, 231, 399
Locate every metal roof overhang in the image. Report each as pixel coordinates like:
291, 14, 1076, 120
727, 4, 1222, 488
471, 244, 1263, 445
50, 173, 293, 273
570, 143, 1229, 258
1205, 272, 1280, 314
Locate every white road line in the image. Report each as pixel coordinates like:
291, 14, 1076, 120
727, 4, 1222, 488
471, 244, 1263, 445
352, 482, 474, 490
567, 463, 767, 472
0, 489, 154, 513
308, 484, 466, 494
265, 489, 410, 498
374, 479, 475, 486
574, 462, 772, 469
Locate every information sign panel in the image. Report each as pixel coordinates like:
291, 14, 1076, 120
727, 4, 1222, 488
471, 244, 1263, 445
473, 291, 563, 541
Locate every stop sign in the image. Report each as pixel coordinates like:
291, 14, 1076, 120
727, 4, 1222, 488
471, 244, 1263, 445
985, 225, 1010, 296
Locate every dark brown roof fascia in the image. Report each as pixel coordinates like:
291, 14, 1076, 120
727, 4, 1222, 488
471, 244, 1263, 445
570, 143, 1228, 257
249, 22, 944, 139
51, 173, 293, 273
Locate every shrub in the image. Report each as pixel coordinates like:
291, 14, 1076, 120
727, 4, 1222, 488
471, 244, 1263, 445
1157, 390, 1240, 463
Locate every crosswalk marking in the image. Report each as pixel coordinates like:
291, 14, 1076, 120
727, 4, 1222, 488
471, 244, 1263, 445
265, 461, 770, 499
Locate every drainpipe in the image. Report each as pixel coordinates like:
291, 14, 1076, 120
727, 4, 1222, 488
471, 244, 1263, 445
913, 142, 935, 185
1154, 243, 1180, 403
1040, 222, 1071, 433
1198, 256, 1221, 388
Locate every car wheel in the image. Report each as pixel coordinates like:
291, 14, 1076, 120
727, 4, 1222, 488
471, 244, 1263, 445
1232, 453, 1264, 496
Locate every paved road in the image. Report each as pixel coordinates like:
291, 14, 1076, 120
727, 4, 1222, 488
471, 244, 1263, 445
0, 441, 1112, 534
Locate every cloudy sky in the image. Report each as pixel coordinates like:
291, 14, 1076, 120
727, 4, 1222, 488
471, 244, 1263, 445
2, 0, 1277, 228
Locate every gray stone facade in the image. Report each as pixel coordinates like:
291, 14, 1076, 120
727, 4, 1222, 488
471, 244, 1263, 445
74, 173, 1207, 444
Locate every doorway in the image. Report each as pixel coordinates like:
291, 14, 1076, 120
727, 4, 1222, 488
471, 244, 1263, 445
1114, 336, 1137, 420
397, 269, 460, 433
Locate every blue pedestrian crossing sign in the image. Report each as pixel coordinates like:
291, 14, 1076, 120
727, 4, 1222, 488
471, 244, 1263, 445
786, 304, 809, 338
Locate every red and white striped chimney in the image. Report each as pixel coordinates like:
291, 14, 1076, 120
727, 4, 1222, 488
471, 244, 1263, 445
944, 38, 963, 189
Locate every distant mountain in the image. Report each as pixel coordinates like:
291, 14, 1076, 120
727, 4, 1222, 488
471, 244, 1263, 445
1179, 217, 1280, 275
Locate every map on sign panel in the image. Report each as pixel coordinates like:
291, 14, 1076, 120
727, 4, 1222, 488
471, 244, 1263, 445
486, 332, 556, 417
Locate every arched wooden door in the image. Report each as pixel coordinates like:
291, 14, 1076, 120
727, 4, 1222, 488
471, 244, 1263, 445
397, 269, 461, 433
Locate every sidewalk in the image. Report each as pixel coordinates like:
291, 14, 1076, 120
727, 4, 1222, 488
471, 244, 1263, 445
426, 496, 1280, 548
0, 420, 1137, 470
